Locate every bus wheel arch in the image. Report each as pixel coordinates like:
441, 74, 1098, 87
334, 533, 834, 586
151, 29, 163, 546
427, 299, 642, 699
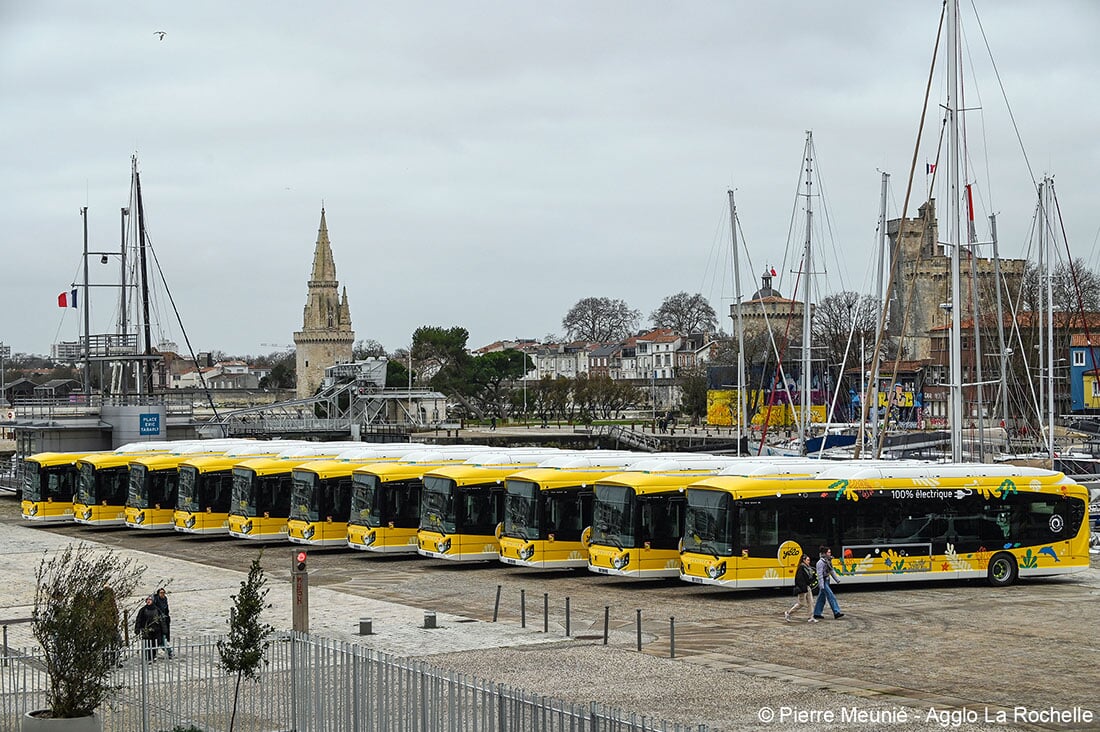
987, 552, 1018, 587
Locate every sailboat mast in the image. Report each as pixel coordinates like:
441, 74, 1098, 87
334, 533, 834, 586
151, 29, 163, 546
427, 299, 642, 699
990, 213, 1009, 432
800, 132, 814, 444
133, 159, 154, 396
1043, 178, 1056, 461
967, 186, 986, 460
728, 190, 747, 452
81, 207, 91, 400
946, 0, 965, 462
871, 172, 889, 449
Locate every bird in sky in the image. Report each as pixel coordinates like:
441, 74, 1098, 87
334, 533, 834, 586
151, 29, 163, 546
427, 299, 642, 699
154, 31, 166, 40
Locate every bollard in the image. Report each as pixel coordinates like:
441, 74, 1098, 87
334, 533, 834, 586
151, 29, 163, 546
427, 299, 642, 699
565, 597, 571, 637
603, 606, 609, 645
359, 618, 373, 636
123, 609, 130, 645
424, 611, 436, 630
543, 593, 549, 633
669, 616, 675, 658
520, 589, 526, 628
492, 585, 502, 623
636, 609, 642, 652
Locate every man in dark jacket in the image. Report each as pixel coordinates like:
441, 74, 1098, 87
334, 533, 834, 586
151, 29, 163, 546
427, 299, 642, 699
134, 595, 163, 661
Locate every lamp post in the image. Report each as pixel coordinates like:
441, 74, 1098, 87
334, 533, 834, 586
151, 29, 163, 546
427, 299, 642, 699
0, 340, 7, 408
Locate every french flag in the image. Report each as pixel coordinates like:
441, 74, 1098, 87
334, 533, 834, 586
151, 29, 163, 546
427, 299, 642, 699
926, 163, 936, 174
57, 288, 78, 308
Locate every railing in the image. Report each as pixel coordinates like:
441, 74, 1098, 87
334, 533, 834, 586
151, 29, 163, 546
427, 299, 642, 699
0, 632, 705, 732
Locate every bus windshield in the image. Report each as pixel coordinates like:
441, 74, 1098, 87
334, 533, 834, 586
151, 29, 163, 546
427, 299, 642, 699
231, 469, 257, 517
684, 489, 736, 557
127, 465, 150, 507
421, 477, 456, 534
176, 466, 199, 512
592, 485, 634, 549
22, 462, 43, 502
290, 473, 320, 522
504, 480, 539, 540
349, 474, 380, 528
78, 464, 129, 506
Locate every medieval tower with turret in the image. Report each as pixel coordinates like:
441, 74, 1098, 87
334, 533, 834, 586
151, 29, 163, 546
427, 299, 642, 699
294, 208, 354, 398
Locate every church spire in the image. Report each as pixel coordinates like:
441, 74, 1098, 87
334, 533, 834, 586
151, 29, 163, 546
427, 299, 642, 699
310, 207, 338, 284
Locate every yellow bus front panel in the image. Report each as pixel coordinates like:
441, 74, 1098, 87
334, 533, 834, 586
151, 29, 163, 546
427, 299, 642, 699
417, 529, 500, 562
229, 514, 290, 541
588, 542, 680, 578
347, 523, 419, 553
499, 535, 589, 569
173, 509, 230, 535
287, 518, 347, 547
22, 498, 75, 523
73, 501, 126, 526
124, 506, 176, 530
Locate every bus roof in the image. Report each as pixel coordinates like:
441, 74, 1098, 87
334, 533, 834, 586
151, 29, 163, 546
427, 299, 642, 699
79, 451, 163, 469
506, 466, 636, 490
687, 465, 1084, 499
596, 470, 719, 495
25, 451, 100, 467
232, 456, 325, 476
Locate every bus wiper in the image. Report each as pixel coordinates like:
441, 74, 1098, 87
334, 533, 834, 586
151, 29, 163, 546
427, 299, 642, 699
695, 540, 721, 560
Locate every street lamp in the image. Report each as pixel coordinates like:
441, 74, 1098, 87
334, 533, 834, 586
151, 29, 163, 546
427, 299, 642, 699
0, 341, 7, 408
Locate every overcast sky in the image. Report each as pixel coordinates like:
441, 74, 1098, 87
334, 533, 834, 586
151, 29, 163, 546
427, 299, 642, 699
2, 2, 1098, 359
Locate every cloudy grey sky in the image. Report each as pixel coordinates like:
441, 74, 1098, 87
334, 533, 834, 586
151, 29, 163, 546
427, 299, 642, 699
2, 1, 1098, 359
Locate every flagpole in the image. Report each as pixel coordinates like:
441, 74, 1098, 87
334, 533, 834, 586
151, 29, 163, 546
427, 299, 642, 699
81, 206, 91, 400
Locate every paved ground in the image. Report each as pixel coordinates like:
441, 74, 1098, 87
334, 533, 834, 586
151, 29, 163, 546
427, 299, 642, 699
3, 493, 1098, 732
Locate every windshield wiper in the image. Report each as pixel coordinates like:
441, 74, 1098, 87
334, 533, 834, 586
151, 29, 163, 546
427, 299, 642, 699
693, 540, 722, 560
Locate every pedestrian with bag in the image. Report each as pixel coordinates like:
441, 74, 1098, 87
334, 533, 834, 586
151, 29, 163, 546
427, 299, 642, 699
153, 587, 173, 659
784, 553, 817, 623
813, 545, 845, 620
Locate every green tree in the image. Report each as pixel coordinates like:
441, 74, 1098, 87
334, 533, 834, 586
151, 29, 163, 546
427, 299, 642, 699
467, 349, 530, 418
677, 365, 709, 420
218, 552, 275, 732
32, 544, 146, 719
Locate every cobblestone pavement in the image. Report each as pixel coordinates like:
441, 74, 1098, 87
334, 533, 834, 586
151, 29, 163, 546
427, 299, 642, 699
2, 494, 1097, 732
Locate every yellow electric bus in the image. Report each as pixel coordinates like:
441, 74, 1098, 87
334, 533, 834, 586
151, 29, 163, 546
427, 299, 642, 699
20, 451, 99, 522
584, 456, 836, 578
417, 449, 565, 562
287, 445, 435, 546
171, 441, 310, 535
227, 444, 365, 541
129, 440, 301, 530
346, 446, 493, 553
680, 462, 1091, 589
498, 452, 652, 569
73, 449, 176, 526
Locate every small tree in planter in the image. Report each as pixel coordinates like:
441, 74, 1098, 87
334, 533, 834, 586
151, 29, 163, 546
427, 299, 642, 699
30, 543, 146, 725
217, 552, 274, 732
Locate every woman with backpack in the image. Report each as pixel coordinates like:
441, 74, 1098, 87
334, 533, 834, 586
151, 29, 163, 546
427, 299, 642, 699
784, 553, 817, 623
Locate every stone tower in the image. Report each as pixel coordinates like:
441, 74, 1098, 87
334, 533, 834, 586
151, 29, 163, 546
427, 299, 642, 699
294, 208, 354, 398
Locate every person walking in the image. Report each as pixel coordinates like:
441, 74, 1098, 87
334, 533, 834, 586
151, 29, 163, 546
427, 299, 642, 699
784, 553, 817, 623
134, 595, 164, 661
812, 545, 845, 620
153, 587, 173, 659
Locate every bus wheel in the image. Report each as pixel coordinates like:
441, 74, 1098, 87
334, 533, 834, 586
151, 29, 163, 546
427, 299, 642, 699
987, 552, 1017, 587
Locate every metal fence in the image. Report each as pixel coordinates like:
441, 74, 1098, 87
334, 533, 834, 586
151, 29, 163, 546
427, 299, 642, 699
2, 632, 705, 732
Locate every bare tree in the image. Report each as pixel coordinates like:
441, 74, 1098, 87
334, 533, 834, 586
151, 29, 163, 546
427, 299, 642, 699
562, 297, 640, 342
1020, 258, 1100, 314
651, 292, 718, 334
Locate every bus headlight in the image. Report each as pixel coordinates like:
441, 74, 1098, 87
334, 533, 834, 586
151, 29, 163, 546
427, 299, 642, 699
519, 544, 534, 561
363, 531, 376, 546
706, 561, 727, 580
303, 526, 315, 540
241, 521, 252, 534
612, 552, 630, 570
28, 505, 38, 516
82, 509, 93, 520
436, 537, 451, 553
185, 516, 196, 529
